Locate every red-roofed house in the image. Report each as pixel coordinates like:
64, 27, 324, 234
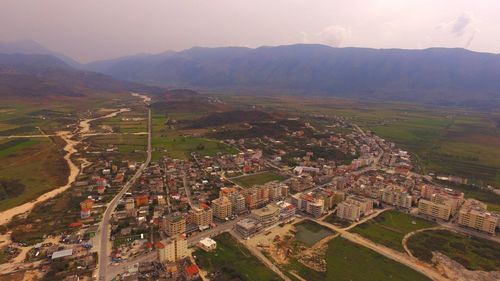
185, 264, 200, 280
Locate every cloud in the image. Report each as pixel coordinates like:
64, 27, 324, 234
301, 25, 351, 47
451, 12, 473, 37
434, 12, 477, 48
317, 25, 352, 47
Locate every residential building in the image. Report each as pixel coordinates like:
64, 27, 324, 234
418, 199, 451, 221
80, 199, 94, 210
251, 205, 279, 228
345, 196, 373, 215
276, 201, 296, 220
236, 218, 260, 237
291, 193, 324, 218
189, 204, 213, 229
381, 188, 412, 209
197, 237, 217, 252
458, 200, 498, 235
220, 187, 246, 214
158, 235, 188, 263
212, 196, 232, 220
161, 213, 186, 236
336, 201, 361, 221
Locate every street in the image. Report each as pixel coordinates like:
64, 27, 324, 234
96, 101, 152, 281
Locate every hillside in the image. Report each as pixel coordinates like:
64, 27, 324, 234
85, 44, 500, 107
0, 53, 163, 98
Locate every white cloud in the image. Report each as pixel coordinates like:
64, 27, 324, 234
301, 25, 352, 47
317, 25, 352, 47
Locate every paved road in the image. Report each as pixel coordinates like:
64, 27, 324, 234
97, 104, 152, 281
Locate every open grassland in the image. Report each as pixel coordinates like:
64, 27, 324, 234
87, 134, 147, 162
152, 135, 238, 160
407, 229, 500, 271
193, 232, 281, 281
350, 211, 435, 252
293, 220, 335, 247
0, 137, 67, 211
283, 236, 431, 281
231, 171, 287, 188
217, 94, 500, 187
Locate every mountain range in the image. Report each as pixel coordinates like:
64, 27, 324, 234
1, 40, 500, 107
0, 41, 162, 98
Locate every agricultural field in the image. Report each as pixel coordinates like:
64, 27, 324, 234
407, 229, 500, 271
283, 237, 431, 281
86, 134, 147, 162
350, 211, 435, 252
193, 232, 281, 281
0, 136, 67, 211
293, 220, 335, 247
231, 171, 287, 188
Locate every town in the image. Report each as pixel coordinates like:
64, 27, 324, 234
2, 98, 498, 281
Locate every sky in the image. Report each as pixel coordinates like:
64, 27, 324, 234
1, 0, 499, 62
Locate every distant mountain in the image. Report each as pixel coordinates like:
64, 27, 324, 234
85, 44, 500, 107
0, 53, 162, 98
0, 39, 81, 67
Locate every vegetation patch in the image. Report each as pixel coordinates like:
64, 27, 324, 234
193, 232, 281, 281
231, 171, 287, 188
350, 211, 435, 252
153, 135, 237, 160
284, 237, 431, 281
293, 220, 334, 247
323, 214, 352, 228
407, 229, 500, 271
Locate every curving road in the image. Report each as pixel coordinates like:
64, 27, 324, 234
96, 101, 151, 281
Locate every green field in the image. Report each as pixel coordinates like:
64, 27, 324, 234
87, 134, 147, 162
293, 220, 335, 247
231, 171, 287, 188
350, 211, 435, 252
284, 237, 431, 281
407, 229, 500, 271
193, 232, 281, 281
0, 136, 68, 211
152, 135, 238, 160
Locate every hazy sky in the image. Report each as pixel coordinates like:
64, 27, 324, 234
1, 0, 499, 62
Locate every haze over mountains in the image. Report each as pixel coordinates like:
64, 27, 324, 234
0, 41, 162, 98
1, 40, 500, 107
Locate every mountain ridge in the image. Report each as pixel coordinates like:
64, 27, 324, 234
80, 44, 500, 107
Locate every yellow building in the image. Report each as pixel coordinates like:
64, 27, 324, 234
158, 235, 188, 263
418, 199, 451, 221
190, 204, 213, 229
212, 196, 232, 220
161, 213, 186, 237
458, 200, 498, 235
